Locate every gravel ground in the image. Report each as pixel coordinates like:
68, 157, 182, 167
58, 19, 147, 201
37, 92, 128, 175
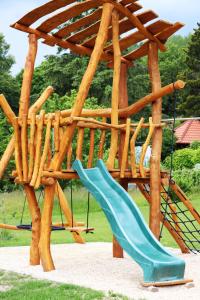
0, 243, 199, 300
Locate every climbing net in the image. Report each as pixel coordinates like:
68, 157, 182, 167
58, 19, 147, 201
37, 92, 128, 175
160, 182, 200, 254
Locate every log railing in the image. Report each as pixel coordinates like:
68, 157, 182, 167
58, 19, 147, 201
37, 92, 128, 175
10, 112, 164, 187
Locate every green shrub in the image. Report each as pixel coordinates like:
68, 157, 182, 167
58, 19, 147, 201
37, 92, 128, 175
172, 169, 200, 193
164, 147, 196, 169
190, 141, 200, 150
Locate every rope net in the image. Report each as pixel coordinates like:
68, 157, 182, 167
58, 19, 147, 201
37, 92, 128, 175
142, 183, 200, 253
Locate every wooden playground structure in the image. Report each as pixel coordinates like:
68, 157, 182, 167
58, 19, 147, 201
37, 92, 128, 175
0, 0, 199, 278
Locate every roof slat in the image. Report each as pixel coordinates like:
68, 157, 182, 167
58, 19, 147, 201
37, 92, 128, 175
14, 0, 75, 27
82, 10, 158, 48
67, 2, 142, 44
124, 22, 184, 61
54, 8, 103, 39
104, 20, 172, 53
37, 0, 102, 33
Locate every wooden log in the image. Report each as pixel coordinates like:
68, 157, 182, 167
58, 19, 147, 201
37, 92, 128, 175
53, 222, 85, 227
29, 86, 54, 116
120, 118, 131, 178
139, 117, 155, 177
107, 9, 121, 169
21, 114, 28, 182
51, 3, 114, 171
19, 34, 38, 118
98, 118, 107, 159
0, 94, 16, 125
66, 143, 73, 169
0, 224, 21, 230
130, 118, 144, 178
56, 182, 85, 244
116, 63, 129, 258
28, 113, 36, 181
0, 135, 15, 179
13, 118, 23, 182
24, 184, 41, 265
35, 115, 52, 189
148, 42, 162, 239
87, 129, 95, 168
76, 128, 84, 161
54, 111, 60, 152
30, 110, 45, 187
50, 80, 185, 119
39, 182, 56, 271
113, 236, 124, 258
15, 176, 55, 186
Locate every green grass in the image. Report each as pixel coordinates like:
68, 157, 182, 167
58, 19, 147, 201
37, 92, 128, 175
0, 186, 199, 248
0, 270, 130, 300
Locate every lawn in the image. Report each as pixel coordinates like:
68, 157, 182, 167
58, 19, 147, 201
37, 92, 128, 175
0, 270, 129, 300
0, 185, 199, 249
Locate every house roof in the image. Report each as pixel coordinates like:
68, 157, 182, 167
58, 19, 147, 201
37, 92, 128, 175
175, 120, 200, 144
10, 0, 184, 65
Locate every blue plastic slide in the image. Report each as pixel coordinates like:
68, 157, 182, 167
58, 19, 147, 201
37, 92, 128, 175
73, 159, 185, 283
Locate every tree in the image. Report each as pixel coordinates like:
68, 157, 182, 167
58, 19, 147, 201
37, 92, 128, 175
178, 24, 200, 116
0, 33, 20, 113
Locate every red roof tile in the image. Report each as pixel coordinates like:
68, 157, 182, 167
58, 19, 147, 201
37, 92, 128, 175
175, 120, 200, 144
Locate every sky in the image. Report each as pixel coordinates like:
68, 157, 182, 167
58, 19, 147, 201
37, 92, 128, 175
0, 0, 199, 75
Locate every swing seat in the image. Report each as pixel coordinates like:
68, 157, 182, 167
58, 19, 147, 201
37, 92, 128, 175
65, 226, 94, 233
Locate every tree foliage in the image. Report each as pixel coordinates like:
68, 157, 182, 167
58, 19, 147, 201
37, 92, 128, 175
178, 23, 200, 116
0, 33, 20, 113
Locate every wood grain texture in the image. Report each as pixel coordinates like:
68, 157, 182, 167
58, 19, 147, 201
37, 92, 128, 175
0, 135, 15, 179
21, 114, 28, 182
120, 118, 131, 178
39, 183, 56, 271
107, 9, 121, 169
30, 110, 45, 186
13, 118, 23, 182
148, 42, 162, 239
24, 184, 41, 265
19, 34, 38, 118
28, 113, 36, 181
130, 118, 144, 177
0, 94, 16, 125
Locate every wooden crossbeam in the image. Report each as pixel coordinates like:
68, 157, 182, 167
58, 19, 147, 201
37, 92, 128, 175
82, 10, 158, 48
37, 0, 102, 34
124, 22, 184, 61
104, 19, 172, 53
12, 0, 75, 27
67, 3, 142, 44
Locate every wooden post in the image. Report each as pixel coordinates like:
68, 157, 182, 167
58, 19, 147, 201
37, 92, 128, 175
148, 42, 162, 239
107, 9, 121, 169
24, 184, 41, 265
0, 136, 15, 179
113, 63, 129, 258
39, 183, 55, 271
55, 182, 85, 244
51, 3, 113, 171
19, 34, 38, 117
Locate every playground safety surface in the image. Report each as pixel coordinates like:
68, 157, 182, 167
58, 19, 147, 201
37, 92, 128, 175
0, 242, 199, 300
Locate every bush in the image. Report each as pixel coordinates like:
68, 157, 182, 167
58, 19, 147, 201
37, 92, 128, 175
190, 141, 200, 150
172, 169, 200, 193
163, 147, 196, 169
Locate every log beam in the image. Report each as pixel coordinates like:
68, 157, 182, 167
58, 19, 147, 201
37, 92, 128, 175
148, 42, 162, 239
51, 3, 114, 171
24, 184, 41, 265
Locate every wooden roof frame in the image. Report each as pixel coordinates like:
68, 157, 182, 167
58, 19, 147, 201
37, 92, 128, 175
11, 0, 184, 64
